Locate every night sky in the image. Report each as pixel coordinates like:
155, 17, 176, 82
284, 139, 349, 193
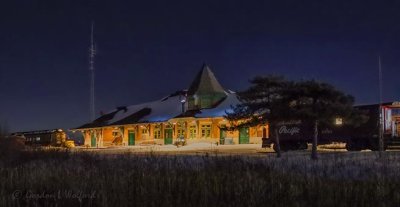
1, 0, 399, 132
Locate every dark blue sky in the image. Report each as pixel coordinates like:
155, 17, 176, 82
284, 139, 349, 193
1, 0, 399, 132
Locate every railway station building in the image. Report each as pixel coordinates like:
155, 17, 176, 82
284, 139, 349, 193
74, 64, 267, 147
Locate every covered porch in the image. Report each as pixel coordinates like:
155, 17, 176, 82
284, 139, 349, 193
80, 117, 267, 147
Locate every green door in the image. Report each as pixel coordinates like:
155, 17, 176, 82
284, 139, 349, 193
239, 127, 249, 144
128, 130, 135, 146
91, 133, 96, 147
220, 128, 226, 145
164, 129, 173, 145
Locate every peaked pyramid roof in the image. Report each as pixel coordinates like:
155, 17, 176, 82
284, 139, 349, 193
187, 64, 226, 96
74, 64, 238, 130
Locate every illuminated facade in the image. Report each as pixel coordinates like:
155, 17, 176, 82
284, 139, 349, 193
75, 64, 267, 147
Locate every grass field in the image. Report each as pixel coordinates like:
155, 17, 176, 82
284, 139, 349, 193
1, 147, 400, 207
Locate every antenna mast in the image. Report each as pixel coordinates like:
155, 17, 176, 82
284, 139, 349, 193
89, 22, 96, 121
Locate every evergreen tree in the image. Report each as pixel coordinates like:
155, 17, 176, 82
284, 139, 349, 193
225, 75, 293, 158
227, 76, 361, 160
288, 80, 357, 160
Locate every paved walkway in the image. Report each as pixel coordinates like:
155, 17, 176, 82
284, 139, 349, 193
73, 143, 270, 154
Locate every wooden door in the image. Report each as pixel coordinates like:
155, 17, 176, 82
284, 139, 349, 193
91, 133, 96, 147
164, 129, 173, 145
239, 127, 249, 144
128, 130, 135, 146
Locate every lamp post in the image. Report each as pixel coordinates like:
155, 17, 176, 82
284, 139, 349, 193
378, 56, 384, 157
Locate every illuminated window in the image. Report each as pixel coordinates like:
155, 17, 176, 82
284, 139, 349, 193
201, 124, 211, 138
335, 118, 343, 125
176, 122, 186, 138
189, 125, 197, 139
177, 129, 185, 138
165, 124, 172, 129
112, 131, 119, 137
154, 125, 161, 139
141, 126, 150, 139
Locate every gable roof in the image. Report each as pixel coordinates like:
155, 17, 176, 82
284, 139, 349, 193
187, 64, 226, 96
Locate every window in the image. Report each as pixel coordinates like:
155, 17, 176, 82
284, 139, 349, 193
177, 129, 185, 138
200, 98, 212, 108
141, 126, 149, 139
392, 108, 400, 116
154, 130, 161, 139
177, 122, 186, 138
189, 125, 197, 139
154, 125, 161, 139
201, 124, 211, 138
112, 131, 119, 137
335, 118, 343, 125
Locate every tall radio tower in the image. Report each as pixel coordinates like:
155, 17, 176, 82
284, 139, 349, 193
89, 22, 96, 121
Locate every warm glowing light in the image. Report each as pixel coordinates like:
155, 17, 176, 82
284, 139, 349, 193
335, 118, 343, 125
392, 101, 400, 106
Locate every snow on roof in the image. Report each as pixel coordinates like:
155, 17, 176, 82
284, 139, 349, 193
107, 95, 184, 125
75, 90, 241, 129
107, 102, 149, 125
74, 64, 244, 129
138, 95, 183, 122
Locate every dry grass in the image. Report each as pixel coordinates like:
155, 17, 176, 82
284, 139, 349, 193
0, 149, 400, 207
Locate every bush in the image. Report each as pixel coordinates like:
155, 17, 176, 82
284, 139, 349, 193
174, 137, 187, 147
